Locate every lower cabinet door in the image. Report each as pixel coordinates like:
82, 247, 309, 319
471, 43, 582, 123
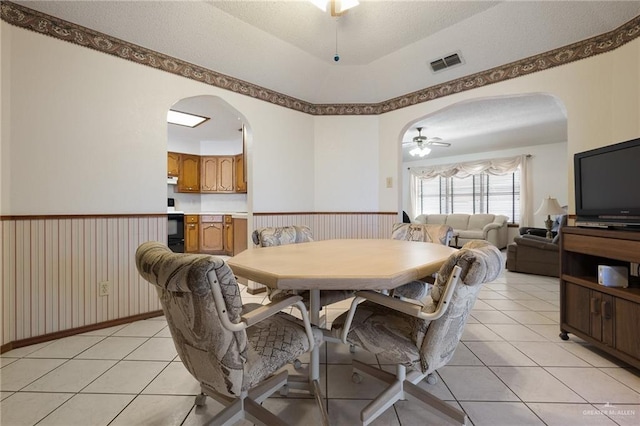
200, 222, 224, 252
185, 222, 199, 253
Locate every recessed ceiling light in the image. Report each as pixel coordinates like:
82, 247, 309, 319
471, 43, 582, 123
167, 110, 210, 127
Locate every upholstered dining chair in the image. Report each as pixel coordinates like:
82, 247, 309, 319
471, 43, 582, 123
331, 240, 503, 426
252, 225, 355, 308
390, 222, 455, 301
135, 241, 323, 426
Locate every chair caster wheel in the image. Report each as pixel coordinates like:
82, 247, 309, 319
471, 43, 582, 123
195, 393, 207, 406
352, 372, 363, 384
559, 332, 569, 341
280, 384, 289, 397
293, 359, 302, 370
426, 373, 438, 385
349, 344, 356, 354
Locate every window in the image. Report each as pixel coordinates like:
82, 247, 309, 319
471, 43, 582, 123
417, 170, 520, 223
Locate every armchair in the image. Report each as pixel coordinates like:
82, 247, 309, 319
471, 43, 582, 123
135, 242, 322, 426
331, 240, 503, 425
506, 234, 560, 277
390, 222, 454, 301
507, 215, 565, 277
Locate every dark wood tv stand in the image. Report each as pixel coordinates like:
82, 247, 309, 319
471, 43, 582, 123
560, 226, 640, 369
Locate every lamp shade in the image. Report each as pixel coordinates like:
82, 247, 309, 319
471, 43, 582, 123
535, 197, 565, 216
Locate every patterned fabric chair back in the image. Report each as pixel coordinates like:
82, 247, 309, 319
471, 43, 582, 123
252, 225, 314, 247
135, 242, 248, 397
416, 240, 503, 372
391, 222, 453, 246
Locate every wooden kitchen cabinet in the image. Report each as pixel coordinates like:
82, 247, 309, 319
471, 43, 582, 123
217, 157, 235, 192
170, 152, 243, 193
234, 154, 246, 193
200, 156, 235, 193
167, 152, 180, 177
177, 154, 200, 193
184, 215, 199, 253
224, 215, 233, 255
233, 217, 247, 256
560, 227, 640, 368
200, 156, 219, 192
200, 215, 224, 253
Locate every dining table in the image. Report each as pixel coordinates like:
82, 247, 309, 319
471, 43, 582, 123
227, 238, 457, 424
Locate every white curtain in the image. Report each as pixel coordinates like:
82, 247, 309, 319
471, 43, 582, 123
409, 173, 418, 221
409, 155, 533, 225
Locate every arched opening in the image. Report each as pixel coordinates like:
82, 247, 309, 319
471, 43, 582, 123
167, 95, 251, 254
399, 93, 568, 238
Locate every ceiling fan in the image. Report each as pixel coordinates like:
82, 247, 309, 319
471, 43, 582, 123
402, 127, 450, 157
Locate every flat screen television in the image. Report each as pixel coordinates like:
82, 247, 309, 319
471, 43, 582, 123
574, 137, 640, 229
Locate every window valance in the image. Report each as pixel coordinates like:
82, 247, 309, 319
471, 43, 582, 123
409, 154, 533, 226
409, 155, 524, 180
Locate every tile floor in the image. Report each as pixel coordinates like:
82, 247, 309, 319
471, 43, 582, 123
1, 267, 639, 425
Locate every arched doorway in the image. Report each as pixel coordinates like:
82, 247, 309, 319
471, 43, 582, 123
167, 95, 251, 253
399, 93, 568, 234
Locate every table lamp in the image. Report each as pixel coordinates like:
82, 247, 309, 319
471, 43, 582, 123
535, 196, 565, 239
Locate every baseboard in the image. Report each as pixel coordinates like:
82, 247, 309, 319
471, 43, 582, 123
0, 310, 164, 354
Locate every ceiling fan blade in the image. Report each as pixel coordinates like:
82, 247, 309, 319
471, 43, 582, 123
428, 141, 451, 147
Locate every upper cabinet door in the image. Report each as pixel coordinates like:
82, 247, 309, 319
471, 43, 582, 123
235, 154, 247, 193
200, 156, 219, 193
167, 152, 180, 177
217, 157, 235, 192
177, 154, 200, 193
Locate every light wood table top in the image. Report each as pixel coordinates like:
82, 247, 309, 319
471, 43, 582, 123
227, 239, 457, 291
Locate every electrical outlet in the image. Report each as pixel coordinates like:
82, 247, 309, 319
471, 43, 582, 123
631, 263, 640, 277
99, 281, 110, 297
386, 177, 393, 188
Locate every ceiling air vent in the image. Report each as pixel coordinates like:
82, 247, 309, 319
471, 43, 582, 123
430, 52, 463, 73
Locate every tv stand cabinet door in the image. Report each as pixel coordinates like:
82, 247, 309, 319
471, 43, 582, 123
564, 282, 591, 336
590, 292, 614, 346
615, 298, 640, 359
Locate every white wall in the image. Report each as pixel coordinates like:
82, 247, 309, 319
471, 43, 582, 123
314, 116, 380, 211
2, 21, 639, 217
401, 142, 568, 229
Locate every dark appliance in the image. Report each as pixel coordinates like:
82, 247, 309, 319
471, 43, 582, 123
168, 213, 185, 253
574, 137, 640, 229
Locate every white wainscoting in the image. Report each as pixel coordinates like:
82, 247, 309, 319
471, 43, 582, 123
253, 212, 398, 241
1, 216, 166, 347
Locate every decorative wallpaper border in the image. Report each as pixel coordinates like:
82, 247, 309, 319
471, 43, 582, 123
2, 1, 639, 116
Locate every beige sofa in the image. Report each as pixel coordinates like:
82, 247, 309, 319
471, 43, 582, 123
413, 213, 509, 249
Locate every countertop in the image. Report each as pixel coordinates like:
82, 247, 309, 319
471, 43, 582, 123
183, 212, 248, 219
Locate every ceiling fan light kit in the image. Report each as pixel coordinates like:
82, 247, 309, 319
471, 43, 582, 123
310, 0, 359, 16
409, 146, 431, 157
405, 127, 451, 157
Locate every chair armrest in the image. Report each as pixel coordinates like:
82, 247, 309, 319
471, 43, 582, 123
208, 269, 316, 349
339, 266, 462, 344
355, 290, 426, 317
515, 235, 559, 251
241, 295, 304, 326
482, 222, 504, 232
